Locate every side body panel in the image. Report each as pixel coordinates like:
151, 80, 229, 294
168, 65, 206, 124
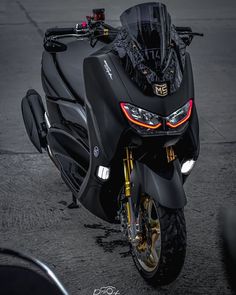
41, 51, 74, 100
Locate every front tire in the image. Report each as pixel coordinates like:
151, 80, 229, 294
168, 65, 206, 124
131, 197, 186, 286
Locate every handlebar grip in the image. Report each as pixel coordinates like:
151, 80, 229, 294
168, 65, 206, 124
45, 27, 75, 38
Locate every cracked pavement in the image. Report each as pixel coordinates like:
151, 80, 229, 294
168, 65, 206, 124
0, 0, 236, 294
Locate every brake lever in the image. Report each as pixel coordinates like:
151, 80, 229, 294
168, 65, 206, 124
51, 33, 91, 40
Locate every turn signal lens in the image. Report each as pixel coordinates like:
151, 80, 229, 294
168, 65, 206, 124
120, 103, 162, 129
166, 100, 193, 128
97, 166, 110, 180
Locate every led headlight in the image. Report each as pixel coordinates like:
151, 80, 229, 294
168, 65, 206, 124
181, 159, 196, 175
120, 103, 162, 129
166, 100, 193, 128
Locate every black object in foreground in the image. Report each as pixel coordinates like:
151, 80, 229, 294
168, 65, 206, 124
0, 248, 69, 295
220, 208, 236, 293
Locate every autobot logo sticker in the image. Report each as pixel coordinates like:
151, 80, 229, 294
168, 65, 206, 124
104, 60, 113, 80
153, 83, 168, 97
93, 286, 120, 295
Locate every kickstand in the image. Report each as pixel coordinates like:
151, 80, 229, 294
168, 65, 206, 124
68, 194, 80, 209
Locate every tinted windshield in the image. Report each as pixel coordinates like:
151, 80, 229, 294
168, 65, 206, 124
113, 3, 186, 96
120, 2, 171, 67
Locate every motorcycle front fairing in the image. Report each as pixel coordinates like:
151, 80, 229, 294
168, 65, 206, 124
81, 45, 199, 222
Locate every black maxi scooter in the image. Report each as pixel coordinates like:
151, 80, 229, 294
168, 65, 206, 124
21, 3, 202, 285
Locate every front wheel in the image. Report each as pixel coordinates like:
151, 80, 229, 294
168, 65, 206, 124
131, 196, 186, 286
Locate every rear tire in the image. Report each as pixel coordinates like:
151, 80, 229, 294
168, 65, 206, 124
132, 200, 186, 286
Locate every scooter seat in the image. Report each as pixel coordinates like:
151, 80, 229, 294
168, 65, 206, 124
56, 40, 103, 102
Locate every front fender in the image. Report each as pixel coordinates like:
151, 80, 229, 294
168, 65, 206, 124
131, 159, 186, 209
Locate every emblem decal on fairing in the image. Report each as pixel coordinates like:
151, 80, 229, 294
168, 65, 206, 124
93, 146, 100, 158
104, 60, 113, 80
153, 83, 168, 96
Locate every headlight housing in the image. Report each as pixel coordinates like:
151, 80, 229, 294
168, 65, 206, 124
120, 102, 162, 129
166, 100, 193, 128
120, 100, 193, 131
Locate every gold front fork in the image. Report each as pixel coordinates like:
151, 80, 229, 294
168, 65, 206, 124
123, 147, 134, 225
123, 146, 175, 228
166, 146, 176, 163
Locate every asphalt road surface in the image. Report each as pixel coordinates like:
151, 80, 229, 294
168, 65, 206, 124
0, 0, 236, 294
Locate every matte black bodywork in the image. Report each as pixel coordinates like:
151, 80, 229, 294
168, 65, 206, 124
131, 160, 186, 211
38, 37, 199, 222
21, 89, 47, 153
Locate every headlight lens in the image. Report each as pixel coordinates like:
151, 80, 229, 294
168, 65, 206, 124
120, 100, 193, 130
166, 100, 193, 128
120, 103, 162, 129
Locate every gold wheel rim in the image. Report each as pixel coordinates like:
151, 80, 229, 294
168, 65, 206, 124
135, 196, 161, 272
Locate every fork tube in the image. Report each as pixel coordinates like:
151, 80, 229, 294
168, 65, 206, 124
123, 147, 136, 239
